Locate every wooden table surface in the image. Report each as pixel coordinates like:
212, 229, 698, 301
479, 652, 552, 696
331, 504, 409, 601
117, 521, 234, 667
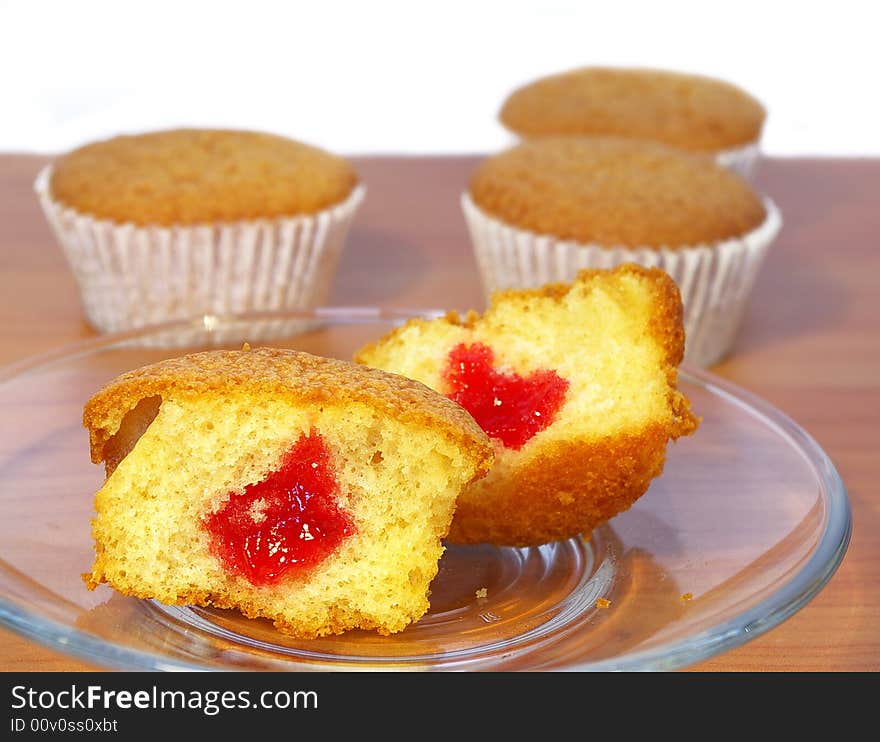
0, 153, 877, 672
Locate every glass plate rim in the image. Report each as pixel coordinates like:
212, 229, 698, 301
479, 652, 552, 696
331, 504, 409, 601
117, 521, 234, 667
0, 307, 853, 672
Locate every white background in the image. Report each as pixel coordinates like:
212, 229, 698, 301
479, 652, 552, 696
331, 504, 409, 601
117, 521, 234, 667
1, 0, 878, 157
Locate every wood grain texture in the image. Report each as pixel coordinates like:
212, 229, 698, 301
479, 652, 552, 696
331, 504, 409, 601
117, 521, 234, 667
0, 153, 877, 672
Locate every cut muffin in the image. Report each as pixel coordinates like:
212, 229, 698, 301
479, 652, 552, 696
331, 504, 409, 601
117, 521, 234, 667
356, 264, 699, 546
82, 347, 493, 638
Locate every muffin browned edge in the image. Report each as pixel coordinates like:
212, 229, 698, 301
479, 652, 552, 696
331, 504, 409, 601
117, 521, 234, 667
83, 346, 494, 481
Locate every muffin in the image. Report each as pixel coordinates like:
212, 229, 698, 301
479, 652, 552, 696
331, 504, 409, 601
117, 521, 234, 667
356, 264, 698, 546
35, 128, 365, 341
82, 346, 493, 638
499, 66, 766, 179
461, 137, 782, 366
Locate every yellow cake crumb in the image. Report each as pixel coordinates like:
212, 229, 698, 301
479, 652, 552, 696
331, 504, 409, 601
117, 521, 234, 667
595, 597, 612, 609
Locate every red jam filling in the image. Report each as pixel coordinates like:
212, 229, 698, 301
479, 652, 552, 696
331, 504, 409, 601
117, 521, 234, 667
443, 342, 569, 450
204, 431, 354, 586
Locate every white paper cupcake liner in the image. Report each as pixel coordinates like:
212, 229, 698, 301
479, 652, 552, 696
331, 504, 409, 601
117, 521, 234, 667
34, 166, 365, 346
462, 192, 782, 367
714, 141, 761, 181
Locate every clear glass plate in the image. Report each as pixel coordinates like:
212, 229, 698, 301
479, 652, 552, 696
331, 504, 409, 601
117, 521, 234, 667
0, 309, 851, 671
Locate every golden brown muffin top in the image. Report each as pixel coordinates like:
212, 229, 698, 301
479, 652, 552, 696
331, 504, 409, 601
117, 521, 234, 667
50, 129, 359, 226
83, 346, 493, 476
468, 137, 767, 247
500, 67, 766, 151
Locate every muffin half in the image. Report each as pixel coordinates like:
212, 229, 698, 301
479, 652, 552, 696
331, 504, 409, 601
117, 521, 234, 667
83, 347, 493, 637
356, 265, 698, 546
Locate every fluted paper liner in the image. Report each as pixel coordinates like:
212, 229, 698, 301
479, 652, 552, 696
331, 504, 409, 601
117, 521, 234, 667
715, 141, 761, 181
462, 192, 782, 367
35, 166, 365, 346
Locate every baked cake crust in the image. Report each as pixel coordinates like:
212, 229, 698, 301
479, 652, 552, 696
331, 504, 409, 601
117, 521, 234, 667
468, 137, 767, 248
500, 66, 766, 151
84, 346, 492, 475
50, 129, 359, 225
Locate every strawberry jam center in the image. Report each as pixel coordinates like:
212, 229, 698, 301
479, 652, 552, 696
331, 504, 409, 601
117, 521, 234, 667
443, 342, 569, 450
204, 431, 354, 586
